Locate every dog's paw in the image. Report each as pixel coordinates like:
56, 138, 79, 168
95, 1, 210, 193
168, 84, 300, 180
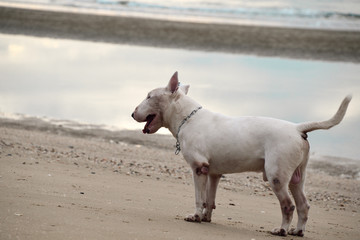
201, 210, 211, 222
270, 228, 287, 236
289, 228, 304, 237
201, 214, 211, 223
184, 214, 201, 223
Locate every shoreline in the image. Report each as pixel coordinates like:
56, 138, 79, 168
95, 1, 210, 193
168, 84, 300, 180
1, 115, 359, 179
1, 6, 360, 62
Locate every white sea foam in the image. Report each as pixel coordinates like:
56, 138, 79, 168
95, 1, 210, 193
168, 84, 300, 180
1, 0, 360, 31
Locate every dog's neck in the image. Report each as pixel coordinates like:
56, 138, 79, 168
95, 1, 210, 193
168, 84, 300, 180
163, 94, 202, 138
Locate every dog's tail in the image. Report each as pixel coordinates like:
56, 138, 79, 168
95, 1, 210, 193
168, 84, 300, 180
297, 95, 352, 134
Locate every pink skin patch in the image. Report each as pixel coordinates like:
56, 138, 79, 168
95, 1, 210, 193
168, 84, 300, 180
290, 167, 301, 185
201, 166, 209, 174
195, 162, 209, 176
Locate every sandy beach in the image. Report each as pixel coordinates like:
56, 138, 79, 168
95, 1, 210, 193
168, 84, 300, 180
0, 117, 359, 240
1, 5, 360, 62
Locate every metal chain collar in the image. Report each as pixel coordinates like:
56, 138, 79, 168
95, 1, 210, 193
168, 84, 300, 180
175, 106, 202, 155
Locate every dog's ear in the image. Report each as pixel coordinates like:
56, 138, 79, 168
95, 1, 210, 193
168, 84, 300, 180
180, 85, 190, 95
166, 71, 179, 93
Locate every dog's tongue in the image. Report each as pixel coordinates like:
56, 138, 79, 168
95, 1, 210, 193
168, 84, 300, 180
142, 115, 155, 134
142, 126, 150, 134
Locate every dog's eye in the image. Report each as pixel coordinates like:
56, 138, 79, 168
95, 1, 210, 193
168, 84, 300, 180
146, 94, 151, 100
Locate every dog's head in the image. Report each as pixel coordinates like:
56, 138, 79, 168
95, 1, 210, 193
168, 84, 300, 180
131, 72, 189, 134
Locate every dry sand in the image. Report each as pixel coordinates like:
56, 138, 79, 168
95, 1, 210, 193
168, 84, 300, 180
1, 6, 360, 62
0, 118, 359, 240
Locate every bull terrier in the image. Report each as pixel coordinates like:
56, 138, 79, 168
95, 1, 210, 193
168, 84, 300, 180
131, 72, 352, 237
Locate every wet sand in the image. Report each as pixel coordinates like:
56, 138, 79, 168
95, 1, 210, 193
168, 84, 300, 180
1, 5, 360, 62
0, 117, 359, 239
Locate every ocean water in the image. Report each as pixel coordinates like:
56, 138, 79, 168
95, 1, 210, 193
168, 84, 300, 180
0, 33, 359, 160
1, 0, 360, 31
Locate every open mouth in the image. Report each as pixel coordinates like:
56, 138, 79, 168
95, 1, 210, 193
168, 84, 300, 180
143, 114, 156, 134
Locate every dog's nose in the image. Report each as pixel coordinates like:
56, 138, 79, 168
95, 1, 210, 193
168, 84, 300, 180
131, 112, 135, 119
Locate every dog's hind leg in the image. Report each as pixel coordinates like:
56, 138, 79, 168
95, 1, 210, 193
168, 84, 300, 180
202, 174, 221, 222
269, 181, 295, 236
289, 165, 310, 237
266, 162, 295, 236
185, 162, 209, 223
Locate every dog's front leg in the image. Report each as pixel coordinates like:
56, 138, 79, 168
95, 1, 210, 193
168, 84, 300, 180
185, 165, 208, 223
202, 174, 221, 222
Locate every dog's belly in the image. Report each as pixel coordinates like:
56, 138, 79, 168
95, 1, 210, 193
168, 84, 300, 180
209, 156, 265, 174
186, 114, 300, 175
207, 135, 266, 174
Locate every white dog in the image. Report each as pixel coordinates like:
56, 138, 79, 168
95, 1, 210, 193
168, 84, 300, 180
131, 72, 351, 237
